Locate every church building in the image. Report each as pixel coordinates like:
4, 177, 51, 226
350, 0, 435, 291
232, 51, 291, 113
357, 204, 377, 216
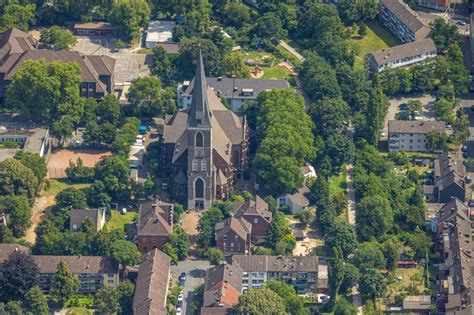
161, 51, 249, 209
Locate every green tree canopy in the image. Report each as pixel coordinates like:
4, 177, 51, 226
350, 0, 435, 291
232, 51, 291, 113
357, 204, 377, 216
324, 220, 357, 258
127, 76, 176, 117
264, 281, 309, 315
0, 2, 36, 32
0, 158, 38, 202
50, 261, 80, 306
94, 286, 120, 314
109, 0, 150, 42
237, 287, 287, 315
40, 26, 78, 50
14, 151, 48, 189
359, 268, 386, 302
0, 195, 32, 237
23, 285, 49, 315
109, 240, 141, 272
356, 195, 393, 242
0, 251, 40, 302
352, 242, 386, 270
94, 156, 129, 197
223, 2, 250, 28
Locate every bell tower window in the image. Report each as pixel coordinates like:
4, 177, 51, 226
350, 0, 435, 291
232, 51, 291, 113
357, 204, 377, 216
195, 178, 204, 198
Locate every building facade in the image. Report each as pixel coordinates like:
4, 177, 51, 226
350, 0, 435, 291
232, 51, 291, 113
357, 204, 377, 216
379, 0, 432, 43
69, 208, 106, 232
136, 199, 173, 253
73, 22, 115, 36
233, 196, 272, 241
33, 255, 119, 293
424, 154, 466, 203
161, 51, 249, 209
369, 38, 437, 72
388, 120, 445, 152
215, 217, 251, 255
418, 0, 451, 11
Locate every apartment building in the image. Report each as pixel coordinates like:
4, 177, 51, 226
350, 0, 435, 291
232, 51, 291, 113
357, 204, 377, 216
434, 198, 474, 313
135, 199, 173, 253
379, 0, 432, 43
424, 154, 466, 203
388, 120, 445, 152
418, 0, 451, 11
33, 255, 119, 293
177, 77, 289, 112
232, 255, 329, 295
133, 249, 171, 315
369, 38, 437, 72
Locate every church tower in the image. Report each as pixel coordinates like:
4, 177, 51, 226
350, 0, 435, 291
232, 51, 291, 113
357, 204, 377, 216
186, 50, 213, 210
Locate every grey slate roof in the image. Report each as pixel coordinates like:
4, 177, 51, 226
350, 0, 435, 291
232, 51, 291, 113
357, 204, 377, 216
215, 217, 251, 241
380, 0, 429, 34
0, 244, 30, 263
181, 77, 289, 100
232, 255, 319, 272
370, 38, 436, 65
188, 50, 212, 128
388, 120, 445, 134
233, 195, 271, 222
138, 199, 173, 237
69, 208, 104, 231
133, 249, 171, 315
32, 255, 118, 274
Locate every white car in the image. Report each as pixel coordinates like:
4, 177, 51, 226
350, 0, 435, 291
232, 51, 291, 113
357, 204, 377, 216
176, 307, 182, 315
178, 293, 184, 302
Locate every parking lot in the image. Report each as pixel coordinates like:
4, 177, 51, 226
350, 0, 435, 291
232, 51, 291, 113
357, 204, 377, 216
73, 36, 150, 84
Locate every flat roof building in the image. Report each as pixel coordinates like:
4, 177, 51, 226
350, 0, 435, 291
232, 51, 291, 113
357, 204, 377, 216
369, 38, 437, 72
73, 22, 114, 36
145, 21, 175, 49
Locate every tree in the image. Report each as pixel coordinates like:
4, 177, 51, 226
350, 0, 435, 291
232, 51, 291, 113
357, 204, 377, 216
109, 240, 141, 273
426, 130, 448, 153
127, 76, 176, 117
339, 263, 359, 294
5, 60, 83, 142
295, 209, 315, 228
329, 248, 345, 309
170, 225, 190, 261
14, 151, 48, 189
356, 195, 393, 241
0, 195, 31, 237
358, 22, 367, 37
40, 26, 77, 50
4, 301, 24, 314
265, 281, 309, 315
23, 285, 49, 315
359, 268, 386, 302
0, 251, 39, 302
172, 0, 212, 40
197, 207, 224, 248
300, 53, 342, 103
220, 52, 249, 78
118, 281, 135, 314
334, 297, 358, 315
94, 156, 129, 197
432, 18, 463, 52
110, 0, 150, 42
253, 12, 287, 40
66, 158, 95, 183
54, 188, 87, 217
94, 286, 120, 314
0, 3, 36, 32
205, 247, 223, 265
325, 133, 355, 173
237, 287, 286, 315
161, 242, 178, 265
151, 46, 174, 84
310, 98, 350, 139
50, 261, 79, 306
174, 37, 223, 79
222, 2, 250, 28
382, 237, 402, 271
268, 212, 295, 254
0, 158, 38, 202
337, 0, 377, 24
352, 242, 386, 270
324, 220, 357, 258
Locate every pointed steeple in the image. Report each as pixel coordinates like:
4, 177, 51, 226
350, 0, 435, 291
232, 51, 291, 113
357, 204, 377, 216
188, 49, 212, 128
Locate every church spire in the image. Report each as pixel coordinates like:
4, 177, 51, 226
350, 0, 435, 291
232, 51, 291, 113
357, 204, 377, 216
188, 49, 212, 128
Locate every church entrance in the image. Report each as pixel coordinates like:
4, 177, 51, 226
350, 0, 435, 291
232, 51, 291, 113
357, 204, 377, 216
195, 200, 204, 210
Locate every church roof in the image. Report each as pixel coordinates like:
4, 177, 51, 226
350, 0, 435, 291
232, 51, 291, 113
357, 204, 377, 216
188, 50, 212, 128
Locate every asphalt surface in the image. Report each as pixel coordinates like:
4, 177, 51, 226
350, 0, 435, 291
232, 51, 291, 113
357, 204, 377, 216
460, 93, 474, 159
171, 259, 211, 315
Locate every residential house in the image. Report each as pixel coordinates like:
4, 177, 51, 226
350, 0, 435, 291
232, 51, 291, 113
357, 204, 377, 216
145, 21, 176, 48
133, 249, 171, 315
278, 185, 310, 214
136, 199, 173, 253
215, 217, 251, 255
69, 208, 106, 232
233, 195, 272, 243
177, 76, 289, 112
201, 263, 243, 315
232, 255, 329, 294
369, 38, 437, 72
300, 163, 317, 185
33, 255, 119, 293
0, 116, 50, 161
0, 28, 115, 100
0, 243, 30, 263
388, 120, 445, 152
379, 0, 432, 43
161, 51, 249, 209
434, 198, 474, 313
418, 0, 451, 11
424, 154, 466, 203
73, 22, 115, 36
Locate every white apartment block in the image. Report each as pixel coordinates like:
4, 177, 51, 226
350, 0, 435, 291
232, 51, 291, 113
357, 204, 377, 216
388, 120, 445, 152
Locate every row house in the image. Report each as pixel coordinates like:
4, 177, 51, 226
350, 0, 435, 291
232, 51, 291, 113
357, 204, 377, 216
424, 154, 466, 203
135, 199, 173, 253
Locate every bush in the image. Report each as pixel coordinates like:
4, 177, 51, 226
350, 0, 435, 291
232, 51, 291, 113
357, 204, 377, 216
66, 158, 95, 183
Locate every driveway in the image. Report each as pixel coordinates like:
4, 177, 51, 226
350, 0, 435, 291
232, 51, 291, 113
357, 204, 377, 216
171, 259, 211, 315
384, 94, 436, 133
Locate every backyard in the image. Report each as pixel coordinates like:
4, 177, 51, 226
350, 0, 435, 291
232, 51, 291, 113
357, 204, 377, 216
353, 20, 401, 69
106, 210, 137, 234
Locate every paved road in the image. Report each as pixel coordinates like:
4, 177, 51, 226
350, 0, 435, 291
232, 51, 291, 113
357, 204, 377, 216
279, 40, 305, 63
171, 259, 211, 315
346, 164, 356, 226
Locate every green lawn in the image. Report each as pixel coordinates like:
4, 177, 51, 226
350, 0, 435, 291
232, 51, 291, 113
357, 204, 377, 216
261, 65, 292, 80
44, 179, 91, 198
106, 210, 138, 233
276, 43, 303, 68
329, 171, 347, 198
353, 20, 401, 69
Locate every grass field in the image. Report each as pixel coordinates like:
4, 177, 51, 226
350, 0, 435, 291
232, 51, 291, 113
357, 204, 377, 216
329, 171, 347, 198
261, 65, 292, 80
353, 20, 401, 69
107, 210, 138, 233
276, 43, 303, 67
44, 179, 90, 198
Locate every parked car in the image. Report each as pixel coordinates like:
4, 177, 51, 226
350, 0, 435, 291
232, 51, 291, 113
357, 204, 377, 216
179, 272, 186, 286
463, 152, 469, 159
456, 20, 466, 26
176, 306, 182, 315
399, 103, 408, 110
463, 145, 468, 152
465, 176, 472, 184
471, 105, 474, 111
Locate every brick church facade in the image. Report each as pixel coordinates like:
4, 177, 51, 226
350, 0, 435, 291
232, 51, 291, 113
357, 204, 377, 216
161, 51, 249, 209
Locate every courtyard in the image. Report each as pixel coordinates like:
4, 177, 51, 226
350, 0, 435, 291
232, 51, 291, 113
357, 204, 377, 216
47, 149, 111, 178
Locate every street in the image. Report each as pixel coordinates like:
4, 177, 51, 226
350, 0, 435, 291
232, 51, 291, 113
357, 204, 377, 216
460, 93, 474, 158
171, 259, 211, 314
